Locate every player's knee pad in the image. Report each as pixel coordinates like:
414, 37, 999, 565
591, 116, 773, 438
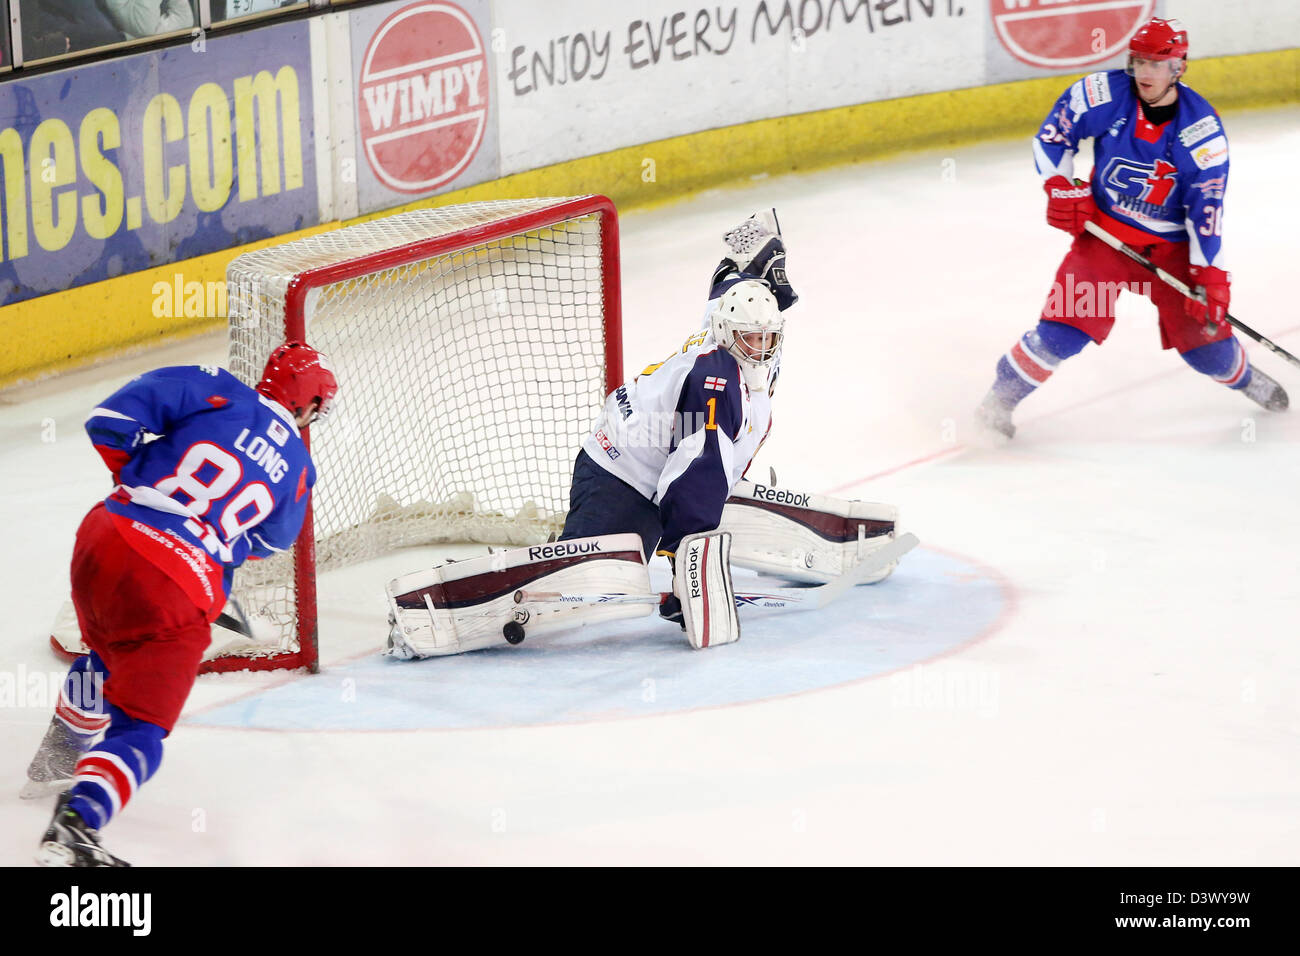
720, 479, 898, 585
1035, 320, 1091, 360
386, 533, 652, 658
1180, 338, 1248, 386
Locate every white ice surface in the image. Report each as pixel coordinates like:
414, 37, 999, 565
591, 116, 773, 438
2, 106, 1298, 865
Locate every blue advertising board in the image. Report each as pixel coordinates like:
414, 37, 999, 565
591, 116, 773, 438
0, 19, 317, 306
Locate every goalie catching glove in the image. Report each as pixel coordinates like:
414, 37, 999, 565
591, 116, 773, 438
716, 209, 798, 311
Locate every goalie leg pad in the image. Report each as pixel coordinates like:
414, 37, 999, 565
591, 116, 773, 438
721, 479, 899, 585
675, 531, 740, 649
387, 533, 651, 658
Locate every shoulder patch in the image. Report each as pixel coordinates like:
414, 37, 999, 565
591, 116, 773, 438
1190, 135, 1229, 170
703, 376, 728, 392
1068, 80, 1086, 114
1178, 115, 1220, 147
205, 394, 229, 409
1083, 72, 1111, 108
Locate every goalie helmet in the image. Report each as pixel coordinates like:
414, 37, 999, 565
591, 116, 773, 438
710, 280, 783, 392
256, 341, 338, 424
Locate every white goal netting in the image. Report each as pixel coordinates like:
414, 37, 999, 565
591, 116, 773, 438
222, 197, 617, 666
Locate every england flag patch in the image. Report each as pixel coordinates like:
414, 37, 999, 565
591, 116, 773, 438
704, 376, 727, 391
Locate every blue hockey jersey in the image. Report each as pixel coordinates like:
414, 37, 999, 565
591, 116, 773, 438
85, 365, 316, 612
1032, 69, 1229, 268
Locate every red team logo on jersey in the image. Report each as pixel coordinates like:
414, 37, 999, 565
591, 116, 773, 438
358, 2, 489, 194
1101, 157, 1178, 207
991, 0, 1157, 69
1139, 160, 1177, 204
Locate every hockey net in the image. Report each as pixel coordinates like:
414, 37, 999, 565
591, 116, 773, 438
214, 196, 621, 673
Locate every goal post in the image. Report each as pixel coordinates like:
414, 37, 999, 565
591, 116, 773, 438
213, 195, 623, 673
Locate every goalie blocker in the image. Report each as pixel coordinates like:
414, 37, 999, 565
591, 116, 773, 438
720, 479, 898, 584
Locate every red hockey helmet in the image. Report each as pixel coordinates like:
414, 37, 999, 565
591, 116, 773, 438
257, 341, 338, 424
1129, 17, 1189, 61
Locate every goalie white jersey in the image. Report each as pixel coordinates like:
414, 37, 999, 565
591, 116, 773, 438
580, 299, 775, 556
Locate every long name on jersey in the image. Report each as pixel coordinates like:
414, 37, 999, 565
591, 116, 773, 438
85, 365, 316, 616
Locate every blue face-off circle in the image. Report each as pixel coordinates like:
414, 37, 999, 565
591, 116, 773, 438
189, 547, 1006, 732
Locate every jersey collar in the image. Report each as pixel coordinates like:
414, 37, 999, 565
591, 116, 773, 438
259, 395, 302, 435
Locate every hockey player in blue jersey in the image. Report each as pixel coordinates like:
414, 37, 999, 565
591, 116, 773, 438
559, 209, 796, 627
977, 17, 1288, 438
26, 342, 337, 866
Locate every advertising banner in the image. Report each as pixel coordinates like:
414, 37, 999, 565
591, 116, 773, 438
348, 0, 499, 217
0, 19, 317, 306
984, 0, 1164, 85
493, 0, 981, 177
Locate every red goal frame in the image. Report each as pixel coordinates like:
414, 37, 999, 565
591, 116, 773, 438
202, 195, 623, 674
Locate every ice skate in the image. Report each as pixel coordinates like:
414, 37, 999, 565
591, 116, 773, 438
20, 717, 85, 800
36, 794, 129, 868
1242, 367, 1288, 412
975, 390, 1017, 439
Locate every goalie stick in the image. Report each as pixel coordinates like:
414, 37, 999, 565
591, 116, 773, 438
1084, 220, 1300, 372
514, 532, 919, 615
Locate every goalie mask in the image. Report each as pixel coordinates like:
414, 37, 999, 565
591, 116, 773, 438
711, 280, 783, 392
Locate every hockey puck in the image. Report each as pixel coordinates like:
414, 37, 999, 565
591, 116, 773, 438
502, 621, 526, 645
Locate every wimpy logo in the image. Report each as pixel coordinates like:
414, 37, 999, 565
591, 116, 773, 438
361, 62, 484, 131
50, 886, 151, 936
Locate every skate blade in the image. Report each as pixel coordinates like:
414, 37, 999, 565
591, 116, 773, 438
35, 842, 76, 867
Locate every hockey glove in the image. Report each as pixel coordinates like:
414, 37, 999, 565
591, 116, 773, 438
659, 593, 685, 630
93, 446, 132, 485
723, 209, 782, 271
719, 210, 798, 310
658, 555, 685, 630
1043, 176, 1096, 236
1186, 265, 1231, 334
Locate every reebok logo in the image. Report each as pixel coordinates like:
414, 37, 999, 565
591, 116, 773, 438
528, 541, 603, 561
1049, 183, 1089, 200
749, 484, 810, 507
688, 547, 702, 599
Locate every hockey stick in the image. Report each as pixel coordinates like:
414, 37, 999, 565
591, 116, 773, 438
515, 532, 920, 614
1083, 220, 1300, 371
215, 598, 254, 639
